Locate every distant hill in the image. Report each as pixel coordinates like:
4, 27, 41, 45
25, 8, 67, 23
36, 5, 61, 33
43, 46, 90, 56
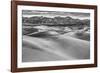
22, 16, 90, 26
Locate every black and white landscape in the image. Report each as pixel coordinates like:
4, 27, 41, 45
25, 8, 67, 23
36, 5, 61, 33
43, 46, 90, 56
22, 10, 90, 62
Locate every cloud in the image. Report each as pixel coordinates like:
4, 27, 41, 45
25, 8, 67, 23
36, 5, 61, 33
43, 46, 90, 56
22, 10, 90, 19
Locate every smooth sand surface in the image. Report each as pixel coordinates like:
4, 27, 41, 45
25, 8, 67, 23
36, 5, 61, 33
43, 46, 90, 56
22, 32, 90, 62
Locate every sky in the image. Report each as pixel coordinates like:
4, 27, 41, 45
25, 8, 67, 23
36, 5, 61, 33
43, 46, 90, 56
22, 10, 90, 20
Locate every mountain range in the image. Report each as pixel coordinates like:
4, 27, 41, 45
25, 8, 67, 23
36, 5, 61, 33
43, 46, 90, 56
22, 16, 90, 26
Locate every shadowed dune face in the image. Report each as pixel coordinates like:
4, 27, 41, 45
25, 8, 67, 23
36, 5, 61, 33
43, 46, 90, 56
63, 31, 90, 41
22, 33, 90, 62
74, 32, 90, 41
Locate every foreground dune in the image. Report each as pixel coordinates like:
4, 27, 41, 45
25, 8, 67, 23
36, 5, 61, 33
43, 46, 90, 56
22, 33, 90, 62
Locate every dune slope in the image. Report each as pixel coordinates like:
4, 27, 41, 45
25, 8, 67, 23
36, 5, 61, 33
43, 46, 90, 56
22, 34, 90, 62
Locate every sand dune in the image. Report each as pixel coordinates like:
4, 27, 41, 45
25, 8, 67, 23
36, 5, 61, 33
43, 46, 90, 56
22, 33, 90, 62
